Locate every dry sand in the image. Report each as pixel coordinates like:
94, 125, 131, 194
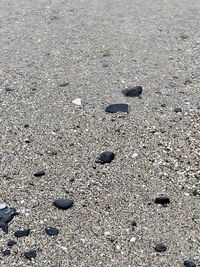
0, 0, 199, 266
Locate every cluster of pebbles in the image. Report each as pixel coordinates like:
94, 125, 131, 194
0, 86, 198, 267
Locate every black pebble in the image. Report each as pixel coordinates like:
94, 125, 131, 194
45, 226, 59, 236
54, 199, 74, 210
174, 107, 182, 113
154, 243, 167, 252
24, 250, 36, 260
96, 151, 115, 164
105, 104, 128, 113
0, 206, 17, 234
59, 82, 69, 87
155, 196, 170, 206
24, 124, 29, 128
102, 63, 109, 68
34, 171, 45, 177
7, 240, 17, 247
122, 86, 142, 97
3, 249, 11, 256
14, 229, 30, 238
184, 260, 196, 267
161, 103, 166, 107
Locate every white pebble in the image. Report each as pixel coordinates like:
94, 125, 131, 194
0, 203, 7, 210
130, 237, 136, 243
72, 98, 81, 106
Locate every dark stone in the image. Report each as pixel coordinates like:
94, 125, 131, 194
7, 240, 17, 247
14, 229, 30, 238
24, 124, 29, 128
53, 199, 74, 210
96, 151, 115, 164
184, 260, 196, 267
59, 82, 69, 87
0, 206, 17, 233
45, 226, 59, 236
154, 243, 167, 252
24, 250, 36, 260
174, 107, 182, 113
161, 103, 166, 107
102, 63, 109, 68
122, 86, 142, 97
105, 104, 128, 113
34, 171, 45, 177
155, 196, 170, 205
3, 249, 10, 256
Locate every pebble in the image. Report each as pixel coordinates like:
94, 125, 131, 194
72, 98, 81, 106
105, 104, 128, 113
130, 237, 136, 243
45, 226, 59, 236
0, 203, 7, 210
7, 240, 17, 247
122, 86, 142, 97
53, 199, 74, 210
0, 205, 17, 233
102, 63, 109, 68
3, 249, 11, 256
24, 250, 37, 260
14, 229, 30, 238
174, 107, 182, 113
183, 260, 196, 267
155, 196, 170, 205
96, 151, 115, 164
59, 81, 69, 87
154, 243, 167, 252
34, 171, 45, 177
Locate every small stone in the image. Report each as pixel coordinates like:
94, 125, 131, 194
180, 33, 189, 40
102, 63, 109, 68
154, 243, 167, 252
105, 104, 128, 113
184, 260, 196, 267
7, 240, 17, 247
0, 206, 17, 233
122, 86, 142, 97
96, 151, 115, 164
72, 98, 81, 106
53, 199, 74, 210
34, 171, 45, 177
3, 249, 11, 256
161, 103, 166, 107
155, 196, 170, 205
24, 250, 36, 260
174, 107, 182, 113
45, 226, 59, 236
59, 81, 69, 87
14, 229, 30, 238
24, 124, 29, 128
130, 237, 136, 243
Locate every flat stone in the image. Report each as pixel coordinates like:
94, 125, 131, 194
122, 86, 142, 97
184, 260, 196, 267
59, 81, 69, 87
72, 98, 81, 106
34, 171, 45, 177
0, 206, 17, 233
155, 196, 170, 206
14, 229, 30, 238
53, 199, 74, 210
45, 226, 59, 236
0, 203, 7, 210
105, 104, 128, 113
154, 243, 167, 252
24, 250, 36, 260
96, 151, 115, 164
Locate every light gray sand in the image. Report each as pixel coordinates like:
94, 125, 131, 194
0, 0, 199, 266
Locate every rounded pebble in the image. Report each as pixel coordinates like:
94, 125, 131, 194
7, 240, 17, 247
105, 104, 128, 113
174, 107, 182, 113
45, 226, 59, 236
122, 86, 142, 97
3, 249, 11, 256
14, 229, 30, 238
155, 196, 170, 205
154, 243, 167, 252
97, 151, 115, 164
53, 199, 74, 210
